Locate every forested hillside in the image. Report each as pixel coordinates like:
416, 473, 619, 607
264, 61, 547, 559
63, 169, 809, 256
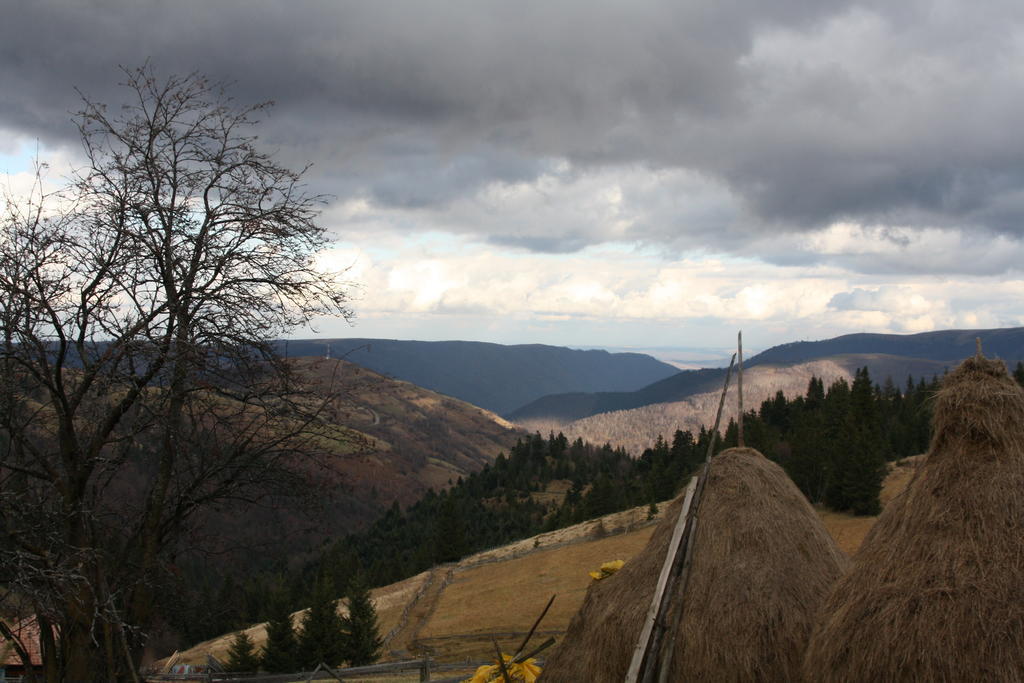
511, 353, 950, 423
519, 355, 950, 458
167, 431, 711, 648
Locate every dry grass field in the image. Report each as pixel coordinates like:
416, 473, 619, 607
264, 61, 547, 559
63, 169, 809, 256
414, 526, 657, 660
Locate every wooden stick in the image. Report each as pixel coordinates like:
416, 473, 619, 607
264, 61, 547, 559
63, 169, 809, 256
628, 353, 736, 683
705, 353, 737, 462
656, 491, 705, 682
624, 476, 698, 682
737, 331, 744, 448
512, 594, 555, 660
519, 636, 556, 662
492, 640, 513, 683
655, 354, 739, 680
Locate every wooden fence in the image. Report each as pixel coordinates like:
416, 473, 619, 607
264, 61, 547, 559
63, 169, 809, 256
146, 657, 437, 682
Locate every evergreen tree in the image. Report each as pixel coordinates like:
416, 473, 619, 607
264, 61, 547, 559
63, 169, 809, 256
225, 630, 260, 673
841, 429, 885, 515
582, 474, 619, 518
297, 576, 347, 669
260, 594, 299, 673
341, 579, 383, 666
786, 404, 829, 502
826, 368, 885, 514
433, 494, 466, 563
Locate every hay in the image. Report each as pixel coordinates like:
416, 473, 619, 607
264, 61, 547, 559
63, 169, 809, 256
541, 447, 847, 682
803, 354, 1024, 681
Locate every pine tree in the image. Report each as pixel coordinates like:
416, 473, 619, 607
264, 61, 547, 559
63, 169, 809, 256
225, 630, 260, 672
342, 579, 383, 666
827, 368, 885, 515
841, 428, 885, 516
260, 594, 298, 673
582, 474, 618, 518
433, 494, 466, 563
297, 576, 347, 669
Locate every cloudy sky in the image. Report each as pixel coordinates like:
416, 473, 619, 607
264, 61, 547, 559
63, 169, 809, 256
3, 0, 1023, 358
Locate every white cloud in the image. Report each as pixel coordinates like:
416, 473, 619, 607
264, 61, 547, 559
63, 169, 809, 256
307, 225, 1024, 348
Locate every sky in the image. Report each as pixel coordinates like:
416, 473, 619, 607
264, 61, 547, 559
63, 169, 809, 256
3, 0, 1024, 359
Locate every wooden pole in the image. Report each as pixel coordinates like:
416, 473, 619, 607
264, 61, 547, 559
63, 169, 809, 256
492, 640, 513, 683
704, 354, 737, 462
512, 594, 555, 660
519, 637, 556, 662
627, 354, 737, 683
624, 476, 699, 683
737, 331, 744, 448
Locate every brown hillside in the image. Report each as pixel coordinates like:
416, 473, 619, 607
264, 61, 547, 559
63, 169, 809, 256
295, 357, 522, 512
192, 357, 523, 571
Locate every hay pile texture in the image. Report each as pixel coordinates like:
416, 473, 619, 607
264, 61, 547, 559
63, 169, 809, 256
804, 354, 1024, 681
541, 447, 847, 682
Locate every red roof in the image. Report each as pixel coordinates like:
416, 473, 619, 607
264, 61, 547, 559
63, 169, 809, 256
1, 616, 43, 668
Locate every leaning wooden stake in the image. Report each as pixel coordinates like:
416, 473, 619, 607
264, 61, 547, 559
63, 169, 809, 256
626, 354, 736, 683
513, 594, 555, 661
737, 331, 744, 448
623, 476, 699, 683
655, 352, 737, 681
492, 640, 513, 683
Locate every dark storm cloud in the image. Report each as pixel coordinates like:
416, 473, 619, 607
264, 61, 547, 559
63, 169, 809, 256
4, 0, 1024, 253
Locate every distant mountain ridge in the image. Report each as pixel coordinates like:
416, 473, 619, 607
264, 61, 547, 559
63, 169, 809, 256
518, 354, 951, 456
510, 327, 1024, 422
750, 327, 1024, 365
278, 338, 679, 416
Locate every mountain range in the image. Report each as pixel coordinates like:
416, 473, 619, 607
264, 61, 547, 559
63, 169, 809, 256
278, 338, 679, 415
509, 327, 1024, 422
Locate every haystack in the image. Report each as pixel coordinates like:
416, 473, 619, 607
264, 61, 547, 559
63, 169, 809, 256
803, 354, 1024, 681
541, 447, 847, 682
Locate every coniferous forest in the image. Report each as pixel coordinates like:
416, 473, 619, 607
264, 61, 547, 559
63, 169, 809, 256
168, 364, 1024, 650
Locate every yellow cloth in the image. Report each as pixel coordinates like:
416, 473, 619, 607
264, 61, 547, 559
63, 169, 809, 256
465, 655, 542, 682
589, 558, 625, 580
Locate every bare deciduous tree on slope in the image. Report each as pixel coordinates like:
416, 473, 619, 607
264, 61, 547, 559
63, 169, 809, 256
0, 65, 354, 682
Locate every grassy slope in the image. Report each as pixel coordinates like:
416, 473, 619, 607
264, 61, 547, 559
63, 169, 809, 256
163, 456, 917, 668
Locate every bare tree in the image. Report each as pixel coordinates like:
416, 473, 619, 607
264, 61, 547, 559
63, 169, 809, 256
0, 65, 354, 682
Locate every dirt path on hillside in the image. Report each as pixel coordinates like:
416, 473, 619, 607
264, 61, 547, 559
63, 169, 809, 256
387, 563, 456, 658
